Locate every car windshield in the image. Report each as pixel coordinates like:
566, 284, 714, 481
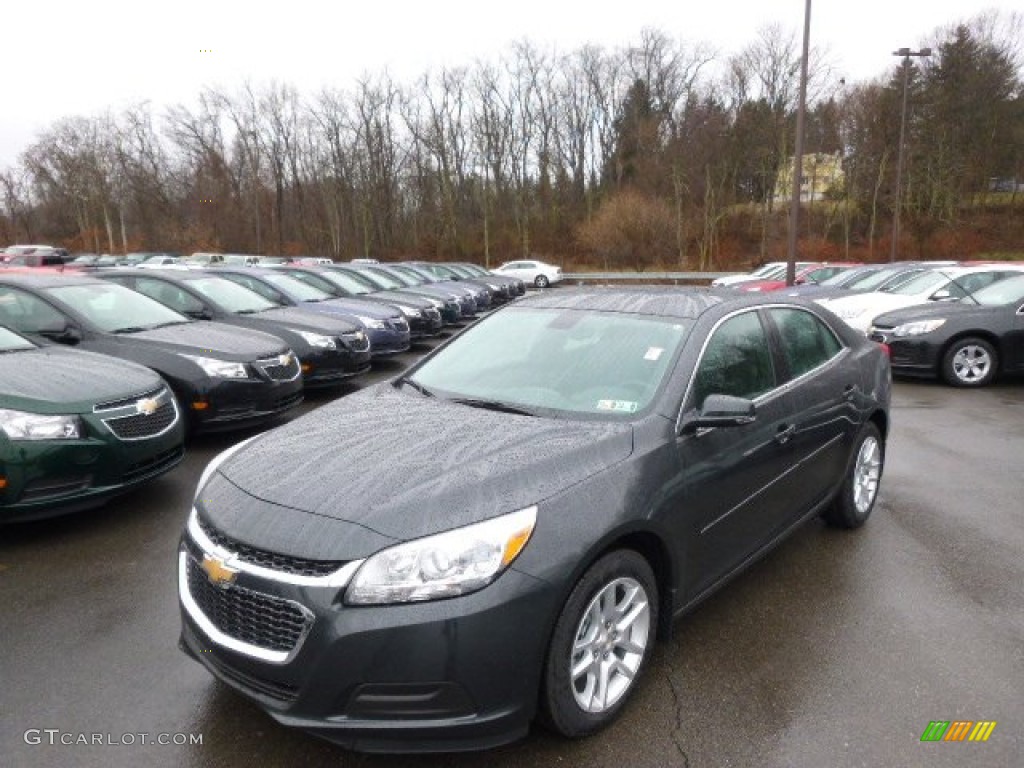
0, 326, 35, 352
263, 273, 330, 301
966, 274, 1024, 306
142, 256, 175, 265
409, 307, 692, 418
186, 277, 278, 313
821, 267, 873, 287
319, 270, 373, 295
374, 268, 420, 287
359, 269, 404, 290
47, 282, 189, 332
224, 255, 253, 264
883, 270, 952, 296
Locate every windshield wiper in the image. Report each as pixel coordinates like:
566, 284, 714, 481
150, 320, 191, 328
448, 397, 537, 417
398, 376, 434, 398
236, 309, 261, 315
111, 326, 147, 334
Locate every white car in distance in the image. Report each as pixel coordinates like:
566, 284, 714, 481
492, 259, 563, 288
819, 265, 1024, 333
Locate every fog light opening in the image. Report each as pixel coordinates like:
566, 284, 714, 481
192, 401, 210, 411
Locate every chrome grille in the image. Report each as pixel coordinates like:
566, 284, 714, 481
197, 517, 345, 577
186, 554, 309, 654
341, 332, 370, 352
96, 388, 179, 441
254, 352, 301, 381
388, 317, 409, 333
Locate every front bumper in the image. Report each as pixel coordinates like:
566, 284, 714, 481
1, 409, 184, 522
868, 330, 941, 376
178, 519, 556, 752
186, 361, 304, 432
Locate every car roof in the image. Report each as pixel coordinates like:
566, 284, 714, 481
0, 272, 106, 288
515, 286, 776, 320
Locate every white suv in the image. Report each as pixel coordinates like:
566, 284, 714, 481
492, 259, 562, 288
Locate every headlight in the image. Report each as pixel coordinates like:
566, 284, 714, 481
894, 319, 946, 337
194, 434, 261, 499
397, 305, 422, 318
346, 505, 537, 605
354, 315, 386, 330
293, 330, 337, 349
0, 409, 81, 440
180, 354, 248, 379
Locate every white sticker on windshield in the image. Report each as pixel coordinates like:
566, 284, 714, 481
644, 347, 664, 361
596, 399, 638, 413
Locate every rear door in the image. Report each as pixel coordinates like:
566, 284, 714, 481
670, 309, 800, 599
763, 307, 856, 516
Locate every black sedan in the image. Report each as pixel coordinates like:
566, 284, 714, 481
179, 288, 889, 752
870, 273, 1024, 387
98, 270, 372, 386
274, 266, 444, 339
1, 326, 184, 522
0, 274, 304, 433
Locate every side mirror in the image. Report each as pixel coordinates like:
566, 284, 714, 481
931, 289, 953, 301
186, 307, 213, 321
38, 318, 82, 345
680, 394, 756, 434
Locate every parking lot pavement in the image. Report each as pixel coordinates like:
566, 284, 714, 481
2, 358, 1021, 767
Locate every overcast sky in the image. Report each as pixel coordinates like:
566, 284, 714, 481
2, 0, 1016, 168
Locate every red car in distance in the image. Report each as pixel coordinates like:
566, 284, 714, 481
735, 263, 861, 292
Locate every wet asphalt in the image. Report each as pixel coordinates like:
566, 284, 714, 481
1, 338, 1022, 768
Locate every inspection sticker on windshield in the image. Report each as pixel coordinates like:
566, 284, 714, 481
644, 347, 664, 361
596, 399, 638, 413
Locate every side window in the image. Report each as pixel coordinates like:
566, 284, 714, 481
134, 278, 204, 314
691, 311, 776, 408
771, 308, 842, 380
0, 286, 68, 333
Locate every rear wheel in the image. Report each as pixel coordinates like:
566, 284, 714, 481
941, 337, 998, 387
541, 550, 657, 738
535, 274, 550, 288
823, 422, 883, 529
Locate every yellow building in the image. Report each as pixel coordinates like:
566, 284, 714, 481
774, 152, 844, 203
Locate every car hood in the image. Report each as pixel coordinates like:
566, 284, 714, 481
0, 346, 161, 411
872, 301, 997, 327
253, 306, 360, 334
200, 385, 634, 560
314, 298, 401, 320
124, 322, 288, 360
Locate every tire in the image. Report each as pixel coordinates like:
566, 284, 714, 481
941, 337, 998, 388
541, 550, 658, 738
823, 422, 884, 529
535, 274, 550, 288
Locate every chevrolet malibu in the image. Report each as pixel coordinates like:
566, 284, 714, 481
179, 288, 890, 752
1, 326, 184, 521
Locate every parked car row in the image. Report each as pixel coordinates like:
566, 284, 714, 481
0, 260, 522, 522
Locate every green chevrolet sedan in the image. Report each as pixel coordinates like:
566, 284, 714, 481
1, 326, 185, 522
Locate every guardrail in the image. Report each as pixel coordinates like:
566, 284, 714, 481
562, 271, 741, 284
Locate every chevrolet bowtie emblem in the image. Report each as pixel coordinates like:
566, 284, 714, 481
278, 353, 292, 367
135, 397, 159, 416
201, 554, 238, 587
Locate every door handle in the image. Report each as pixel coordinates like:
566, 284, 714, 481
774, 424, 796, 445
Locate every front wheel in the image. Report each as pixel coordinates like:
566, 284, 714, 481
941, 337, 998, 387
535, 274, 550, 288
823, 422, 884, 529
541, 550, 658, 738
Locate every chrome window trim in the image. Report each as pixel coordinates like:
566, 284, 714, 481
178, 551, 314, 665
187, 508, 364, 589
675, 303, 849, 433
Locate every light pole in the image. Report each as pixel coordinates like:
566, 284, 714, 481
890, 46, 932, 262
785, 0, 812, 287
